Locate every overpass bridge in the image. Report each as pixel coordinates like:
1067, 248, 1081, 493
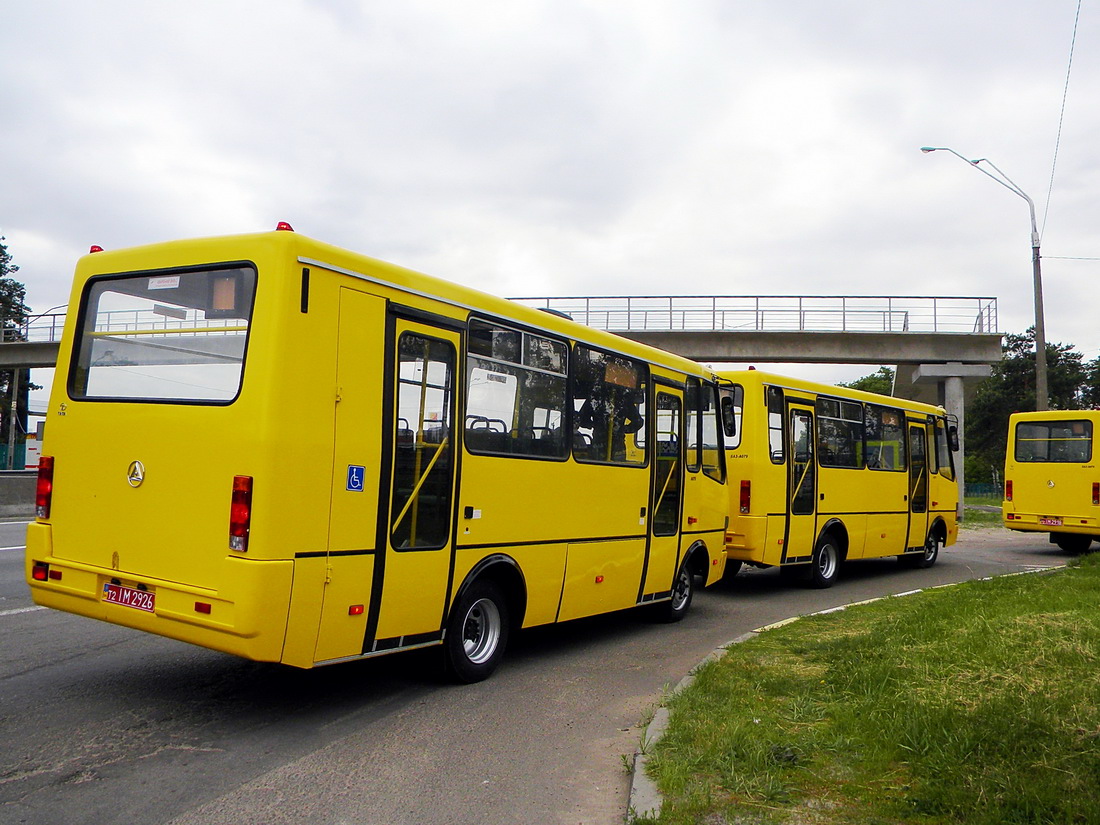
2, 298, 1002, 497
512, 295, 1003, 502
0, 313, 65, 368
510, 294, 1000, 397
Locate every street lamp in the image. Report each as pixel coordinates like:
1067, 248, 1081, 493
921, 146, 1048, 411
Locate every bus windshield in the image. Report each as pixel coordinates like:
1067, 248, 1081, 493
69, 265, 256, 403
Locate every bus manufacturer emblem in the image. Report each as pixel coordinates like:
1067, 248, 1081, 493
1048, 480, 1056, 488
127, 461, 146, 488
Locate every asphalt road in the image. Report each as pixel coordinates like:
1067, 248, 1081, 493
0, 521, 1066, 825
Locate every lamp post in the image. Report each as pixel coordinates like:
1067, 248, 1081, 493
921, 146, 1048, 411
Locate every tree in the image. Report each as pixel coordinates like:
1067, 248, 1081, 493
0, 235, 30, 467
965, 328, 1088, 484
838, 366, 895, 396
1083, 357, 1100, 409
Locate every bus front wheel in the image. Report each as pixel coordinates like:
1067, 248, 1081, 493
901, 532, 941, 569
654, 562, 695, 623
809, 535, 840, 589
443, 580, 510, 683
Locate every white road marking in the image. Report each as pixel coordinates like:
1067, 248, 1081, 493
0, 606, 45, 617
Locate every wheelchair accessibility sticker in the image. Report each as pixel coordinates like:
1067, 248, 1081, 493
346, 465, 366, 492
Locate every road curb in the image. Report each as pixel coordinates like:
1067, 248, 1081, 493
625, 565, 1063, 823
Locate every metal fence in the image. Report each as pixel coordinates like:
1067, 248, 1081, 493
511, 296, 998, 335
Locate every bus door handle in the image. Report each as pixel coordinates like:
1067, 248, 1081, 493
639, 507, 647, 519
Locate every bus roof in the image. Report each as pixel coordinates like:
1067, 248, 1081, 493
75, 229, 723, 382
718, 368, 948, 416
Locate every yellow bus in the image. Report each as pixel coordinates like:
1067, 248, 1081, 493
1003, 410, 1100, 553
717, 369, 959, 587
25, 225, 730, 682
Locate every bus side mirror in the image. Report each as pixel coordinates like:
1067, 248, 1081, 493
948, 425, 960, 452
721, 396, 737, 439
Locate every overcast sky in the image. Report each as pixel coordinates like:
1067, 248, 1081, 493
3, 0, 1097, 399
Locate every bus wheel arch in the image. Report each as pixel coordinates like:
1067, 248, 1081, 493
901, 520, 945, 569
653, 541, 708, 623
684, 540, 713, 583
443, 556, 527, 683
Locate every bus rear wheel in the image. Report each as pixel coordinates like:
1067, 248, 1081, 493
1053, 533, 1094, 554
808, 535, 840, 589
443, 580, 509, 683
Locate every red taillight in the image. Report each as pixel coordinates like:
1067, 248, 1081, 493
276, 221, 294, 231
1005, 480, 1013, 502
739, 479, 751, 514
229, 475, 253, 552
32, 562, 49, 581
36, 456, 54, 519
1093, 482, 1099, 506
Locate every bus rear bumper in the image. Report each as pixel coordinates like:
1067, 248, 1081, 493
1003, 513, 1099, 535
25, 522, 293, 663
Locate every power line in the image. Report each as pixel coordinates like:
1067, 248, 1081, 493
1041, 0, 1082, 239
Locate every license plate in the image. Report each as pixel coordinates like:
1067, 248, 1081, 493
103, 582, 156, 613
1039, 517, 1063, 527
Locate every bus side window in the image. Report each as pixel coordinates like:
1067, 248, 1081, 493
701, 383, 724, 482
766, 386, 784, 463
721, 385, 743, 448
571, 345, 647, 465
465, 319, 568, 459
816, 396, 862, 469
685, 378, 702, 473
864, 404, 906, 471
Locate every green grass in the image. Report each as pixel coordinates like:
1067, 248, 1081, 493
642, 554, 1100, 824
965, 495, 1003, 508
960, 508, 1003, 528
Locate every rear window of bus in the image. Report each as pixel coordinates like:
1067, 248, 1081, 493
1015, 419, 1093, 463
68, 265, 256, 403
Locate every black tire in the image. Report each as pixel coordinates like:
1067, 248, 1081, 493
654, 561, 695, 623
443, 580, 509, 683
722, 559, 743, 581
1053, 533, 1093, 554
808, 534, 840, 589
900, 531, 941, 569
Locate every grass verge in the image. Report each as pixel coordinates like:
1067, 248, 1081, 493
642, 554, 1100, 824
960, 508, 1003, 528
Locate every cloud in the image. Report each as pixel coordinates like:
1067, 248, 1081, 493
3, 0, 1098, 378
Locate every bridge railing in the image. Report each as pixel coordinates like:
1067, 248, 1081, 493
511, 296, 998, 335
0, 297, 1001, 344
1, 313, 67, 344
1, 310, 249, 344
